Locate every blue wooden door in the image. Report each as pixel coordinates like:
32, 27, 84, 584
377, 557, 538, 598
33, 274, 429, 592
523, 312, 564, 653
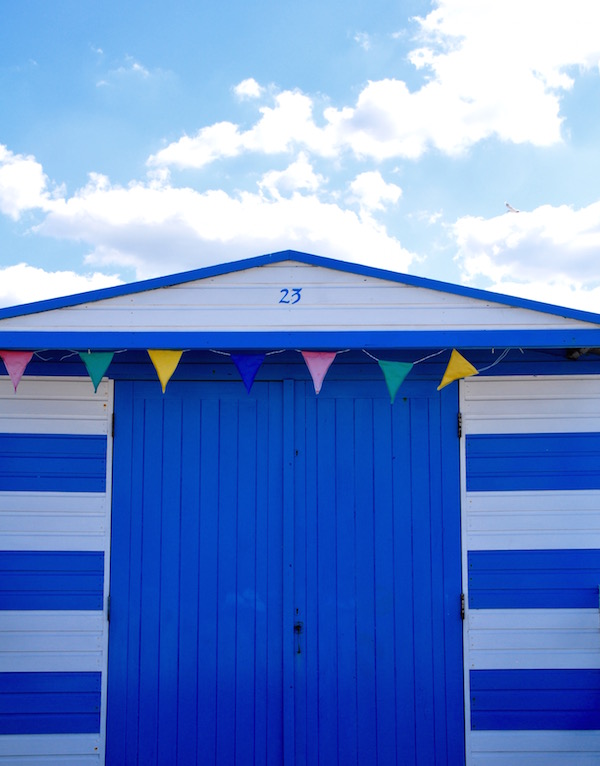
106, 376, 463, 764
284, 380, 463, 764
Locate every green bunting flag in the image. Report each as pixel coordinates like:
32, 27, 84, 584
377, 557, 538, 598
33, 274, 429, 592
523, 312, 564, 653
378, 360, 413, 404
79, 352, 114, 393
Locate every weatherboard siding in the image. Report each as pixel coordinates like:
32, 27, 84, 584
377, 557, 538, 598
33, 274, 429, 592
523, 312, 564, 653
0, 378, 112, 765
0, 262, 595, 333
462, 376, 600, 765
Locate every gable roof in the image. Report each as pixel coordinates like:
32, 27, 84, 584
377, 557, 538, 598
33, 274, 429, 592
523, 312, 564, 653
1, 250, 600, 350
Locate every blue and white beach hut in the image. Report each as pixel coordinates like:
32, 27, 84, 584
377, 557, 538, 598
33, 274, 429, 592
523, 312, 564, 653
1, 250, 600, 765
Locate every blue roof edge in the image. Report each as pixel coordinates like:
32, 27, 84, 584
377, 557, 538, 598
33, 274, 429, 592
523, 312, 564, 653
1, 249, 599, 326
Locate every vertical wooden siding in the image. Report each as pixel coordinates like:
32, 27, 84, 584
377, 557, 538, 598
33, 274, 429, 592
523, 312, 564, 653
107, 376, 462, 765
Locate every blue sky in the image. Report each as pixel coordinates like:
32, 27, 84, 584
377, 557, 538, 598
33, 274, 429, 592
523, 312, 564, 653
1, 0, 600, 311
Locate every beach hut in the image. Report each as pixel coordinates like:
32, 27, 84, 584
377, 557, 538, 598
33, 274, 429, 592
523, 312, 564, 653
1, 250, 600, 765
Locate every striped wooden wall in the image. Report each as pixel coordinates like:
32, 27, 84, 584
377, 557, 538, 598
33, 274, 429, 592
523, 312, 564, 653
0, 378, 112, 765
461, 376, 600, 765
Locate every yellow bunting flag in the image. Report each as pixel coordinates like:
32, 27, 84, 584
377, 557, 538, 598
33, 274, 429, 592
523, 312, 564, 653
437, 349, 478, 391
148, 350, 183, 393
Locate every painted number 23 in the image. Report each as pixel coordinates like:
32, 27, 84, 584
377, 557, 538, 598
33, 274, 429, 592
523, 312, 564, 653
279, 288, 302, 304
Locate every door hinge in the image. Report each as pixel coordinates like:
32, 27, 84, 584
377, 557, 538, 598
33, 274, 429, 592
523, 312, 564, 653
460, 593, 465, 620
458, 412, 462, 439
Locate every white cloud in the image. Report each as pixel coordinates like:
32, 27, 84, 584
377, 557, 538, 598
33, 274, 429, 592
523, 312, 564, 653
233, 78, 264, 99
0, 145, 53, 220
259, 153, 325, 197
148, 1, 600, 169
452, 201, 600, 311
0, 263, 122, 308
349, 170, 402, 213
148, 122, 244, 168
148, 90, 332, 168
29, 172, 414, 279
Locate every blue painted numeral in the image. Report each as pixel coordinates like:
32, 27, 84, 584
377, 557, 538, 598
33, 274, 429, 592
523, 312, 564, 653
279, 288, 302, 304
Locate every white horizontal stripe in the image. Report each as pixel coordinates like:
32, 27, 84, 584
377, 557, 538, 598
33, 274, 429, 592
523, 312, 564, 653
0, 734, 101, 763
467, 609, 600, 670
469, 730, 600, 765
0, 612, 105, 673
465, 490, 600, 550
0, 379, 110, 435
0, 493, 108, 551
462, 375, 600, 434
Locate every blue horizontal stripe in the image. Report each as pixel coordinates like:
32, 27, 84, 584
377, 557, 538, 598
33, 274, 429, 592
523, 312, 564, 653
471, 669, 600, 730
2, 329, 600, 351
468, 549, 600, 609
0, 672, 101, 734
0, 551, 104, 610
466, 433, 600, 491
0, 433, 107, 492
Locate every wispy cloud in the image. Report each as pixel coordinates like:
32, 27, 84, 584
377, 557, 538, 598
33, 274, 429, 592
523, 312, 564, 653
96, 55, 157, 87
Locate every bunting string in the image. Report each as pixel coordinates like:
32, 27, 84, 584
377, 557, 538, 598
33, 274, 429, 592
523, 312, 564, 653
0, 345, 544, 399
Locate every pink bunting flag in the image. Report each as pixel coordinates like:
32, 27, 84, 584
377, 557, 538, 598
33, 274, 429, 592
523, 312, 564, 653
231, 353, 265, 393
0, 351, 33, 392
301, 351, 337, 395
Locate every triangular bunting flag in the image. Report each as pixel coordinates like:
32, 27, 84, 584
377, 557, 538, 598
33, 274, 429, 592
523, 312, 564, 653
378, 360, 413, 404
148, 349, 183, 393
301, 351, 337, 395
437, 349, 478, 390
0, 350, 33, 392
79, 352, 114, 393
231, 353, 265, 393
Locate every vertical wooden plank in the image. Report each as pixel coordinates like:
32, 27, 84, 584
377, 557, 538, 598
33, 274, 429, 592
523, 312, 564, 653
122, 388, 147, 765
253, 387, 277, 765
235, 397, 258, 764
427, 396, 449, 762
157, 396, 182, 765
410, 397, 436, 764
176, 396, 201, 764
373, 396, 397, 764
282, 379, 296, 766
106, 381, 134, 763
266, 383, 284, 766
292, 381, 307, 765
440, 383, 465, 764
303, 389, 320, 766
215, 399, 237, 764
137, 395, 163, 766
197, 396, 220, 763
354, 397, 377, 764
391, 395, 417, 765
316, 396, 338, 764
336, 396, 358, 765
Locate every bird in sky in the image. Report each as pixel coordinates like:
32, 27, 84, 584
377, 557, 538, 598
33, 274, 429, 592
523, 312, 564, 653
505, 202, 520, 213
